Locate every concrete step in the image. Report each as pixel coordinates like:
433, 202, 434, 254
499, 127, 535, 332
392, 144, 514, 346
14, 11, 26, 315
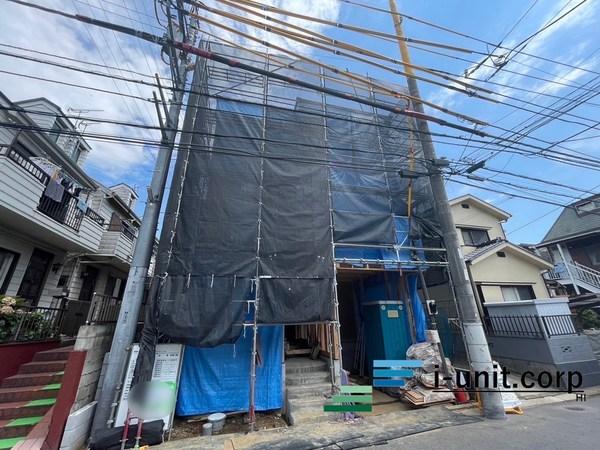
18, 361, 66, 375
1, 372, 63, 389
286, 399, 330, 427
32, 346, 72, 362
287, 382, 331, 400
286, 371, 331, 386
0, 400, 54, 420
0, 416, 42, 439
0, 384, 60, 403
286, 358, 328, 374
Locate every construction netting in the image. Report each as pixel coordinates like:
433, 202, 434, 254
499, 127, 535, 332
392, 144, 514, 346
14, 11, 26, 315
147, 42, 442, 349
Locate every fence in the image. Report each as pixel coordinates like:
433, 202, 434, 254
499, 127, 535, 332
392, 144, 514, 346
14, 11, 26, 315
1, 302, 66, 343
483, 314, 578, 339
86, 294, 122, 325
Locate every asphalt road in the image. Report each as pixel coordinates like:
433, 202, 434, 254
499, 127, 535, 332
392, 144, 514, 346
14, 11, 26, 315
370, 396, 600, 450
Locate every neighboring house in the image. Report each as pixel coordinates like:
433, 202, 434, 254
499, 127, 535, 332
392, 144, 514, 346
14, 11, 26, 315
535, 195, 600, 297
0, 93, 139, 337
449, 195, 553, 315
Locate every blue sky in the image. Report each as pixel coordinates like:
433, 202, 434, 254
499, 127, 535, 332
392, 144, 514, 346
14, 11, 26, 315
1, 0, 598, 244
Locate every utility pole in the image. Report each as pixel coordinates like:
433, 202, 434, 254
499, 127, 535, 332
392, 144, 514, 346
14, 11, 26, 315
92, 0, 196, 433
388, 0, 505, 419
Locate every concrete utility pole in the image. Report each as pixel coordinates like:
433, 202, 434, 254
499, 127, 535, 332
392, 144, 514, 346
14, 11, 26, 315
388, 0, 505, 419
92, 1, 195, 433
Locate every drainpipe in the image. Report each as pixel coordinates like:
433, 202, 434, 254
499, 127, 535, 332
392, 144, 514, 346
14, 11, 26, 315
557, 244, 580, 295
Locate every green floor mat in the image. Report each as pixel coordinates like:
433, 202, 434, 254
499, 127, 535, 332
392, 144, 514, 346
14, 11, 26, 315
41, 383, 61, 391
26, 398, 56, 407
0, 437, 25, 449
7, 416, 43, 427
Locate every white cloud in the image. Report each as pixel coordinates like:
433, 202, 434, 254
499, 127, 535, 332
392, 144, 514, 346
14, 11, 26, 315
0, 0, 342, 185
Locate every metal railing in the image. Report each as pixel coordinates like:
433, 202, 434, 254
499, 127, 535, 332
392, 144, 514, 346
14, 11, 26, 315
1, 302, 65, 343
483, 314, 579, 339
0, 145, 49, 184
571, 261, 600, 290
86, 294, 122, 324
38, 189, 85, 231
107, 221, 137, 241
85, 207, 106, 227
544, 261, 600, 290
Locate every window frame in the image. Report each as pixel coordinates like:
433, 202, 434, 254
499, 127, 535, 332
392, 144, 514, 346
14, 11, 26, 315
0, 248, 20, 295
500, 285, 536, 302
460, 227, 490, 246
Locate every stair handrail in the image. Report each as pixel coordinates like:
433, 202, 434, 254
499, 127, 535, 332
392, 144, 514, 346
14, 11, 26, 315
568, 261, 600, 289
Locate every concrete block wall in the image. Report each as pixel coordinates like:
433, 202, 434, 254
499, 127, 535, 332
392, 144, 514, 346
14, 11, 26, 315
72, 324, 115, 411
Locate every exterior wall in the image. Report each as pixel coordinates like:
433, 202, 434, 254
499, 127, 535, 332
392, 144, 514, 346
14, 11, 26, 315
18, 99, 59, 131
451, 201, 506, 252
72, 324, 114, 411
0, 225, 66, 306
470, 250, 549, 303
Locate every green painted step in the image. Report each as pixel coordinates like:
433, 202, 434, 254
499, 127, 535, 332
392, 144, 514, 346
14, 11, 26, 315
6, 416, 43, 427
26, 398, 56, 407
0, 437, 25, 449
41, 383, 61, 391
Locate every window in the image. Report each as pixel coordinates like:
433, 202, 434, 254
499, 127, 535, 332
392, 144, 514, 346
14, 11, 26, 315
501, 285, 536, 302
461, 228, 490, 246
0, 248, 19, 294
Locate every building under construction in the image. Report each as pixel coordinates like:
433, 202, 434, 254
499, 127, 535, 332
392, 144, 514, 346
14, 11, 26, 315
145, 41, 450, 423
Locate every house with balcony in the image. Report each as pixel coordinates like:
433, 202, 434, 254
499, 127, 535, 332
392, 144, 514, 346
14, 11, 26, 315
535, 195, 600, 298
0, 92, 139, 339
449, 194, 553, 315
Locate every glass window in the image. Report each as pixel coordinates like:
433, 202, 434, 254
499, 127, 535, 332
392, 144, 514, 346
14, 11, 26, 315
0, 248, 20, 294
501, 285, 536, 302
461, 228, 490, 246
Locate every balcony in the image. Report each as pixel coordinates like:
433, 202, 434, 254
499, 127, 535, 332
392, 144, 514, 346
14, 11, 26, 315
97, 222, 137, 269
0, 145, 105, 252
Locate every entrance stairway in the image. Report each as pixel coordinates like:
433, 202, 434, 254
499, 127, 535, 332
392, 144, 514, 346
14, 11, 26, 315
0, 347, 70, 449
285, 357, 332, 426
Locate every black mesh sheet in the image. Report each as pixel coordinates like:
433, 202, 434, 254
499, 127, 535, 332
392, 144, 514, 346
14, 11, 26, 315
149, 46, 442, 348
258, 106, 334, 323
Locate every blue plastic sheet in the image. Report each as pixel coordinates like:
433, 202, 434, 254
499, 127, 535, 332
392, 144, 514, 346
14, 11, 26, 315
176, 326, 283, 416
407, 274, 428, 343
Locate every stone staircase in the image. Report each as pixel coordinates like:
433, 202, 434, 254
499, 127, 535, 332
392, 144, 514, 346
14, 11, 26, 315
0, 346, 71, 449
285, 357, 333, 426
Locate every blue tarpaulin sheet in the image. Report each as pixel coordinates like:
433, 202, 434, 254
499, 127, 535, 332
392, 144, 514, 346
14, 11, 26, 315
408, 274, 427, 342
176, 326, 283, 416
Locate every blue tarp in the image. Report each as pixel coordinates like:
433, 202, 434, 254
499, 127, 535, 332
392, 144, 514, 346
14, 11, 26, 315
176, 326, 283, 416
407, 274, 428, 343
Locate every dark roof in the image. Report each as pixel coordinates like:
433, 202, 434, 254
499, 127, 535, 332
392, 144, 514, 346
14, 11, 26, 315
540, 195, 600, 244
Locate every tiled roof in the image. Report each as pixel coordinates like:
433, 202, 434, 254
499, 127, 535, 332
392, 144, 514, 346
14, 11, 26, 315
464, 238, 506, 262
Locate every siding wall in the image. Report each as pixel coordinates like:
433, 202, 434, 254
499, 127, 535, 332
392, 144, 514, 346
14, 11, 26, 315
470, 250, 549, 303
451, 201, 506, 252
0, 225, 66, 306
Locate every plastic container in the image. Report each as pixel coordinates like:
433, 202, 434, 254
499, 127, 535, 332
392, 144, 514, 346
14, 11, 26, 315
207, 413, 226, 433
202, 423, 213, 436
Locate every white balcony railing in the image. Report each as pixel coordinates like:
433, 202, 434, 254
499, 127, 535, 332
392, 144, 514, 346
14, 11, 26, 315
544, 261, 600, 291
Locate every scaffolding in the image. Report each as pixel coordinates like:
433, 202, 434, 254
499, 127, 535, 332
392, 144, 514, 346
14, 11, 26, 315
147, 40, 447, 428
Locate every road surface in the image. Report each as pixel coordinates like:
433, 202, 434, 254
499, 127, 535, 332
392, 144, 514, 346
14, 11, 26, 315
370, 396, 600, 449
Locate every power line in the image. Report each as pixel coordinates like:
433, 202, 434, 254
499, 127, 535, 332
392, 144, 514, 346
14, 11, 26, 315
338, 0, 600, 78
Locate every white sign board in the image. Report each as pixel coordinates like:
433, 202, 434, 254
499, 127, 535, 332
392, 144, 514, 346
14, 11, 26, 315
115, 343, 183, 430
